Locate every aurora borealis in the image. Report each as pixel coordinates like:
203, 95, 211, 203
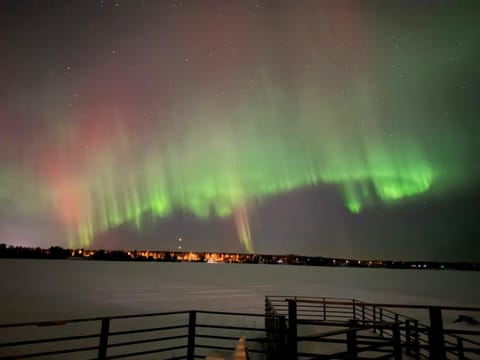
1, 1, 479, 260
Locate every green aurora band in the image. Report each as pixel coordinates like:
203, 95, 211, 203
61, 76, 455, 250
0, 1, 478, 252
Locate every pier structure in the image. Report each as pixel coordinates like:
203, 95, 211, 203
1, 296, 479, 359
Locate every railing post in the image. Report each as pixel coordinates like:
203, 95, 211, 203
392, 322, 402, 360
395, 313, 399, 343
372, 306, 376, 333
265, 298, 272, 331
287, 299, 297, 359
413, 320, 420, 360
361, 304, 365, 323
428, 306, 446, 360
278, 315, 288, 358
352, 299, 356, 320
405, 319, 411, 355
457, 337, 464, 360
347, 320, 358, 360
98, 318, 110, 360
187, 311, 196, 360
379, 308, 384, 336
323, 297, 326, 321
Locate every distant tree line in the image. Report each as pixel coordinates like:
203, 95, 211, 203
0, 244, 70, 259
0, 244, 478, 270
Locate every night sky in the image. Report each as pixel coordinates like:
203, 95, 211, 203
1, 0, 479, 261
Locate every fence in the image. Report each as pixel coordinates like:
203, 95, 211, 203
265, 296, 480, 359
0, 310, 284, 359
2, 297, 479, 359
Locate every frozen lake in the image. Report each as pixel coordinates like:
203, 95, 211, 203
1, 259, 479, 324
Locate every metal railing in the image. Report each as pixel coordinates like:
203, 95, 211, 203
0, 310, 284, 359
265, 296, 480, 359
2, 297, 478, 359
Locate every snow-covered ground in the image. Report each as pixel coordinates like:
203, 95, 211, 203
1, 259, 479, 359
1, 259, 478, 323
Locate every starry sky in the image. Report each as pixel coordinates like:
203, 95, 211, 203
1, 0, 479, 261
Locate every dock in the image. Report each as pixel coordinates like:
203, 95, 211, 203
0, 296, 479, 359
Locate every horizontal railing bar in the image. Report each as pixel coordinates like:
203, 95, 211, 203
109, 324, 188, 336
298, 309, 353, 314
299, 336, 393, 346
304, 309, 353, 317
356, 335, 393, 341
299, 304, 353, 309
196, 334, 274, 343
297, 316, 349, 320
445, 347, 480, 355
0, 310, 283, 330
195, 334, 240, 341
296, 310, 338, 314
451, 338, 480, 346
195, 344, 237, 352
444, 329, 480, 337
300, 326, 387, 339
0, 344, 99, 359
299, 327, 362, 339
287, 298, 480, 312
436, 336, 480, 347
0, 333, 99, 347
36, 320, 69, 327
299, 338, 349, 345
108, 334, 188, 348
196, 310, 281, 318
196, 324, 265, 332
287, 296, 356, 301
297, 319, 399, 328
106, 344, 187, 359
0, 310, 190, 328
358, 306, 434, 323
366, 313, 420, 323
296, 319, 359, 327
298, 308, 353, 313
357, 340, 394, 347
354, 343, 395, 353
